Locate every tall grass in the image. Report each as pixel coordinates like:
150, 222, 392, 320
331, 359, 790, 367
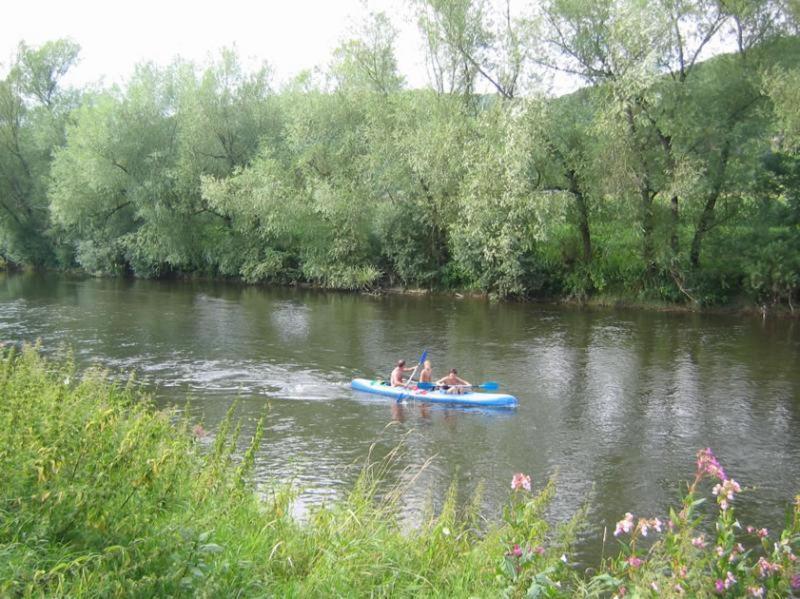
1, 347, 798, 597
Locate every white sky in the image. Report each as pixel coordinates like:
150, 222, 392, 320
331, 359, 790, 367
0, 0, 430, 89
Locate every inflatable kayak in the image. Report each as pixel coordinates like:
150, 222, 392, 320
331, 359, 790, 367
350, 378, 518, 408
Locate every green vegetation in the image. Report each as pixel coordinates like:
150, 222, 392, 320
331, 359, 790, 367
1, 349, 798, 597
1, 2, 800, 310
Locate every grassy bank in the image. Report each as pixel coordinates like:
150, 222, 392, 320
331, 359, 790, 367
1, 348, 798, 597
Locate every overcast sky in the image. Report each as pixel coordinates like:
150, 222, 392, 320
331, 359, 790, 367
1, 0, 430, 88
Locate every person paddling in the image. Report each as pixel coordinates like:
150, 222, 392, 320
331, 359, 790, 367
419, 360, 433, 384
390, 360, 415, 386
436, 368, 471, 394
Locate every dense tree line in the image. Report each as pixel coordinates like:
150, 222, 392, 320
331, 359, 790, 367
1, 1, 799, 308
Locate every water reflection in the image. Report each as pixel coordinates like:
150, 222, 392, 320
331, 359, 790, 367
1, 272, 798, 562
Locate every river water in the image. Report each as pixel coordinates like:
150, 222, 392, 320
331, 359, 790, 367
2, 273, 798, 560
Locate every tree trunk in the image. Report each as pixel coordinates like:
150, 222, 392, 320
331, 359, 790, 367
670, 195, 680, 255
568, 170, 592, 263
690, 143, 730, 267
641, 186, 656, 274
689, 193, 717, 267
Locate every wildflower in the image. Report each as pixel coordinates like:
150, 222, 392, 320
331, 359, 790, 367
724, 571, 736, 589
560, 553, 568, 563
614, 513, 635, 536
626, 556, 643, 568
791, 574, 800, 590
756, 528, 768, 538
715, 546, 725, 557
638, 518, 649, 537
713, 478, 742, 510
748, 586, 764, 598
692, 534, 707, 548
509, 544, 522, 558
715, 579, 724, 593
650, 582, 659, 592
747, 525, 755, 534
696, 448, 726, 481
756, 557, 780, 577
673, 583, 684, 595
652, 517, 663, 533
442, 527, 450, 536
533, 546, 545, 555
193, 424, 206, 438
667, 519, 675, 531
679, 566, 687, 578
511, 473, 531, 492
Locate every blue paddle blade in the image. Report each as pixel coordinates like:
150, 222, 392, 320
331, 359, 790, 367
479, 381, 499, 390
419, 350, 427, 364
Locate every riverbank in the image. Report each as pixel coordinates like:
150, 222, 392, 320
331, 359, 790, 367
1, 348, 797, 597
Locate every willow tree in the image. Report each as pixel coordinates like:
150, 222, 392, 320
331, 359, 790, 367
0, 40, 79, 266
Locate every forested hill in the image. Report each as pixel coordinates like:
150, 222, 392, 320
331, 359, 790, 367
1, 2, 799, 309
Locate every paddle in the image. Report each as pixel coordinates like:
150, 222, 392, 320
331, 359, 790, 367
417, 381, 499, 391
402, 349, 427, 392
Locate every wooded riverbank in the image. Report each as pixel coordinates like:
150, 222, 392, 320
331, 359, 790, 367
2, 2, 800, 311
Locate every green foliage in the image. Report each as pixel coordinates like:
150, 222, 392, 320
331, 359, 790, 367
0, 40, 79, 266
4, 7, 800, 308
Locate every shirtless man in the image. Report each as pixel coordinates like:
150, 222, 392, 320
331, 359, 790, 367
435, 368, 471, 394
390, 360, 415, 386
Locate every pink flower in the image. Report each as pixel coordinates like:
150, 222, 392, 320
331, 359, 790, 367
509, 544, 522, 558
626, 556, 643, 568
614, 513, 635, 536
747, 525, 755, 534
638, 519, 649, 537
714, 579, 724, 593
713, 479, 742, 510
652, 517, 663, 532
696, 447, 726, 481
692, 534, 707, 548
790, 574, 800, 590
724, 571, 736, 589
756, 528, 768, 539
756, 557, 780, 577
748, 586, 764, 598
511, 473, 531, 492
533, 545, 545, 555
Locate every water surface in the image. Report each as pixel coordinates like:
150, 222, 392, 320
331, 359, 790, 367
2, 273, 798, 560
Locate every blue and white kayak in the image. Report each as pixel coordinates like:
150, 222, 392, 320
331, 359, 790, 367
350, 378, 518, 408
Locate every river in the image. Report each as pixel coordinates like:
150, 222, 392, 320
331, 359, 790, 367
2, 273, 798, 561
